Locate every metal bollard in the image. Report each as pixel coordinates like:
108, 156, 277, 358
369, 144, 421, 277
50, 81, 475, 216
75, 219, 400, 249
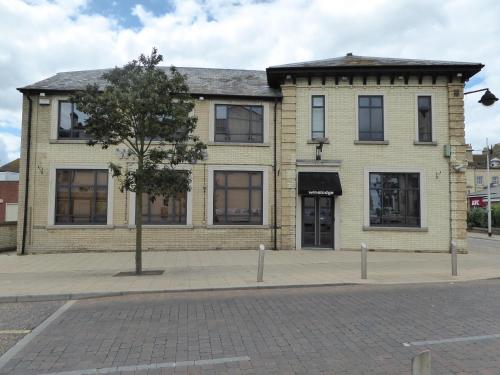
257, 244, 265, 282
451, 240, 457, 276
411, 350, 431, 375
361, 243, 367, 279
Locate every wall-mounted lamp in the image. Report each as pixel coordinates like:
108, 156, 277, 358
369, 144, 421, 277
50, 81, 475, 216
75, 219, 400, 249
315, 140, 325, 160
464, 88, 499, 106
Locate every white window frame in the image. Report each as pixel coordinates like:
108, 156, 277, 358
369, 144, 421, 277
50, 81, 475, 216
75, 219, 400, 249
128, 165, 193, 227
47, 164, 114, 227
309, 92, 329, 141
5, 203, 18, 222
414, 93, 436, 143
355, 92, 386, 142
208, 100, 270, 144
493, 176, 499, 185
363, 167, 427, 229
476, 175, 484, 186
207, 165, 269, 226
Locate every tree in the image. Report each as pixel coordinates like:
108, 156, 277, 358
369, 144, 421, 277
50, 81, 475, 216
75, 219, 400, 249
71, 48, 206, 274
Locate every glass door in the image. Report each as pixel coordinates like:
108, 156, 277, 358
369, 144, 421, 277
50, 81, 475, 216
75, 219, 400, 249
301, 196, 334, 249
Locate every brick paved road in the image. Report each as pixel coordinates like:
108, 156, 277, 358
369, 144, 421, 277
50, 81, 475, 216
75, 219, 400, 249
0, 301, 63, 356
3, 281, 500, 374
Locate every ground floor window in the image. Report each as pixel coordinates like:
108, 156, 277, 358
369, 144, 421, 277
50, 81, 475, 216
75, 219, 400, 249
55, 169, 108, 224
213, 171, 263, 224
369, 172, 420, 227
141, 192, 187, 225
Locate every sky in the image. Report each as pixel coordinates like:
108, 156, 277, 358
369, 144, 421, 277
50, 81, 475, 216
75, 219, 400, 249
0, 0, 499, 165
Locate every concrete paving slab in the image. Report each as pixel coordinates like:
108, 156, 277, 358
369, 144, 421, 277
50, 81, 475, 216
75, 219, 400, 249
0, 235, 499, 301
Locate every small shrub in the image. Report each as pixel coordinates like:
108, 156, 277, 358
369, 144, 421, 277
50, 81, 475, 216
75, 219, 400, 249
492, 205, 500, 227
468, 207, 487, 228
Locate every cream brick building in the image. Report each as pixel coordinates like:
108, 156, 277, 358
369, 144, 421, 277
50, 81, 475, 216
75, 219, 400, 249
466, 145, 500, 194
16, 54, 483, 254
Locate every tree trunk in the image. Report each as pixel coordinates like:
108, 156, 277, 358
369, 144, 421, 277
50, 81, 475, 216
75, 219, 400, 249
135, 157, 143, 275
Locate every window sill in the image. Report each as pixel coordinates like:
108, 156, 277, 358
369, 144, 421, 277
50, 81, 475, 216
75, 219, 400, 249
49, 139, 90, 144
207, 224, 270, 229
414, 141, 437, 146
362, 226, 428, 232
208, 142, 269, 147
354, 140, 389, 145
47, 224, 114, 229
128, 225, 193, 229
307, 138, 330, 144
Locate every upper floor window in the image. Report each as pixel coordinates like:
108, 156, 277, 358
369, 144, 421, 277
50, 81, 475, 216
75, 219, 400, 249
358, 96, 384, 141
476, 176, 483, 185
55, 169, 108, 224
418, 96, 432, 142
311, 95, 325, 139
142, 192, 187, 225
369, 172, 420, 227
215, 104, 263, 143
58, 101, 89, 139
213, 171, 263, 225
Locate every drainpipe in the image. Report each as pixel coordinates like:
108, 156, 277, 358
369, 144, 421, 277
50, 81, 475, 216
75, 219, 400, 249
21, 95, 33, 255
273, 98, 278, 250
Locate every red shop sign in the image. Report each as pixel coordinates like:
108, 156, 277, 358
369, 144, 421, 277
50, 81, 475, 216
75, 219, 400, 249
470, 197, 486, 208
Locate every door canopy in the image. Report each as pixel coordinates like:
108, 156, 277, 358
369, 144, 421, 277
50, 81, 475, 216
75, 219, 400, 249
298, 172, 342, 196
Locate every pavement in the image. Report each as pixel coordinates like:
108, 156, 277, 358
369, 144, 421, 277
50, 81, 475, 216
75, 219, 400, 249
0, 234, 499, 302
3, 281, 500, 374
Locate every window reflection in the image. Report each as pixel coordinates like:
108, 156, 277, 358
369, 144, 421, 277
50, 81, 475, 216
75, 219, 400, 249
213, 171, 263, 224
369, 172, 420, 227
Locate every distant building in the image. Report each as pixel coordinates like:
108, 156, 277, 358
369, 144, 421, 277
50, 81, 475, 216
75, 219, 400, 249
466, 144, 500, 194
0, 158, 19, 223
469, 185, 500, 209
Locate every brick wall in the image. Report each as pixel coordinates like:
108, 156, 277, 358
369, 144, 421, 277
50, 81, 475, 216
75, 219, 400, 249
466, 168, 500, 192
17, 74, 467, 254
0, 181, 19, 223
291, 75, 458, 253
0, 222, 16, 251
17, 95, 280, 253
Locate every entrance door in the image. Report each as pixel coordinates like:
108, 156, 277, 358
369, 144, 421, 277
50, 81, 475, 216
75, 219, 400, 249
302, 196, 334, 248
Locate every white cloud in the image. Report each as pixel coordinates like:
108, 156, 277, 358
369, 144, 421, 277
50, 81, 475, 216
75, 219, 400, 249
0, 132, 21, 165
0, 0, 499, 156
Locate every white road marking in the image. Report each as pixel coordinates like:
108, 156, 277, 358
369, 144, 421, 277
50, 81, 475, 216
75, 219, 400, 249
38, 356, 252, 375
0, 301, 76, 371
404, 333, 500, 346
0, 329, 31, 334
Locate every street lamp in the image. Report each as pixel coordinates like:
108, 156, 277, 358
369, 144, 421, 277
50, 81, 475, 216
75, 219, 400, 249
465, 88, 498, 237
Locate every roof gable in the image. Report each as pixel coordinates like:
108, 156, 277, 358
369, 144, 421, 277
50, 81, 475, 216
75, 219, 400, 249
0, 158, 20, 173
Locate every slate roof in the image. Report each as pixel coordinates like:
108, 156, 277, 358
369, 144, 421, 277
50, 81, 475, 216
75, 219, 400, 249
469, 184, 500, 199
470, 144, 500, 169
0, 158, 20, 173
268, 54, 482, 69
19, 67, 281, 98
19, 54, 484, 96
266, 54, 483, 87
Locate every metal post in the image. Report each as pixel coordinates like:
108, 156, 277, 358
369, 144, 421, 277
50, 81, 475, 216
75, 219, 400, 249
451, 240, 457, 276
257, 244, 265, 282
411, 350, 431, 375
486, 138, 492, 237
361, 243, 367, 279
